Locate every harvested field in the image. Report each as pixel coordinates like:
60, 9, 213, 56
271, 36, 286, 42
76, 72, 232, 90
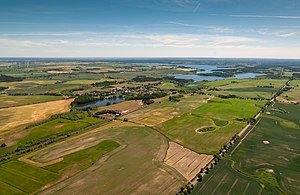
164, 142, 213, 180
134, 106, 175, 126
125, 95, 209, 126
0, 95, 63, 108
20, 136, 107, 166
39, 126, 186, 195
0, 99, 73, 133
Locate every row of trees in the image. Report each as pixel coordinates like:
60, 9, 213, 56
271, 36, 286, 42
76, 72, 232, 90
0, 119, 105, 163
169, 94, 184, 102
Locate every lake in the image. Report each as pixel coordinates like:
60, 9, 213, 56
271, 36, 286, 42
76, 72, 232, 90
162, 64, 264, 81
168, 73, 265, 82
76, 97, 125, 110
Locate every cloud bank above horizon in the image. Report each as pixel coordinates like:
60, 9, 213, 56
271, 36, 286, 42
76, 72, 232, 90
0, 0, 299, 59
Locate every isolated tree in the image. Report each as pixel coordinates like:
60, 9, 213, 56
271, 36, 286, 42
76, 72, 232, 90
197, 174, 203, 182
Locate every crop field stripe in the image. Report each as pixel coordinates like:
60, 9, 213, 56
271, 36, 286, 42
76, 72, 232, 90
211, 173, 228, 195
258, 188, 263, 195
2, 166, 46, 183
0, 167, 42, 184
242, 182, 250, 195
0, 180, 27, 194
186, 155, 198, 168
226, 178, 238, 195
193, 162, 223, 194
188, 156, 210, 175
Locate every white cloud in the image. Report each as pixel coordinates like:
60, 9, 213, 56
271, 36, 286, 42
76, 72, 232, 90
1, 32, 299, 59
257, 30, 298, 37
0, 38, 69, 47
213, 14, 300, 19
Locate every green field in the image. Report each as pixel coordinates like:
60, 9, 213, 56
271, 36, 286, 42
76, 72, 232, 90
281, 79, 300, 101
158, 82, 177, 90
157, 98, 266, 154
192, 159, 264, 195
6, 83, 82, 95
203, 79, 287, 99
192, 103, 300, 194
0, 114, 105, 156
0, 95, 63, 108
0, 140, 119, 194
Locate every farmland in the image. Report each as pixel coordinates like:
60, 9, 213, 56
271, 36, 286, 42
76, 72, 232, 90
0, 99, 73, 134
192, 103, 300, 194
0, 140, 120, 194
37, 125, 186, 194
202, 78, 287, 99
157, 98, 266, 154
0, 95, 63, 108
0, 111, 105, 157
0, 59, 299, 194
124, 94, 210, 126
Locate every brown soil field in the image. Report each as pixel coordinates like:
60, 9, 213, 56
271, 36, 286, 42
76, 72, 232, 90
164, 142, 213, 181
0, 99, 73, 134
126, 106, 176, 126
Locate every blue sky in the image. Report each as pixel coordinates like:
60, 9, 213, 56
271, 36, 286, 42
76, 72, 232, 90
0, 0, 299, 58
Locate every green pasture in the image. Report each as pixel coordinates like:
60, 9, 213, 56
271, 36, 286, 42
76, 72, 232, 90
158, 98, 266, 154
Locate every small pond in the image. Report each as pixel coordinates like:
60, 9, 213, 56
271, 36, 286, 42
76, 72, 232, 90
76, 97, 125, 110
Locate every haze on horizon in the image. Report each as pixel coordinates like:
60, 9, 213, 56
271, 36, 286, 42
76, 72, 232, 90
0, 0, 300, 59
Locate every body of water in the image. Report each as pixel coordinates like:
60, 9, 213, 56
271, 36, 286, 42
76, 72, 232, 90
76, 97, 125, 110
161, 64, 264, 81
169, 73, 265, 82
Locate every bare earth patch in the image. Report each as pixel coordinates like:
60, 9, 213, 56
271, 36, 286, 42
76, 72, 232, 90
54, 124, 65, 129
164, 142, 213, 180
263, 140, 270, 145
266, 169, 275, 173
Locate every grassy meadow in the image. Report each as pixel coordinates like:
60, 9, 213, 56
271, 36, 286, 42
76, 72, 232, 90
157, 98, 267, 154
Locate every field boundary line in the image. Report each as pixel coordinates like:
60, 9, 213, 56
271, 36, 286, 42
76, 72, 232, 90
230, 118, 261, 156
211, 173, 228, 195
226, 178, 238, 195
0, 179, 29, 194
242, 182, 250, 195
